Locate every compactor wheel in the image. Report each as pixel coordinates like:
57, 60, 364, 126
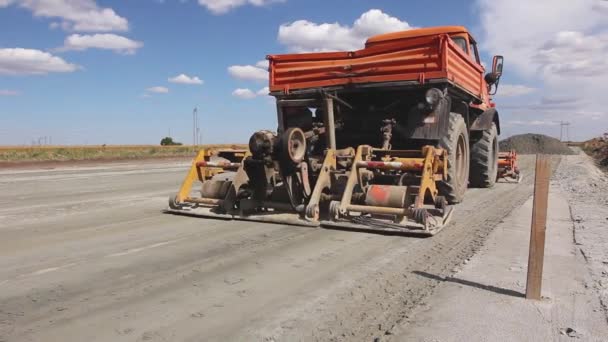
469, 122, 498, 188
305, 203, 320, 221
329, 201, 341, 221
282, 127, 307, 163
437, 113, 470, 204
434, 195, 447, 210
168, 195, 182, 209
412, 208, 429, 226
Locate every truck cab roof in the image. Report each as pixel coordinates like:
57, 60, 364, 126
366, 26, 471, 47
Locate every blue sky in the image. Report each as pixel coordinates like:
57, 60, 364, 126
1, 0, 606, 145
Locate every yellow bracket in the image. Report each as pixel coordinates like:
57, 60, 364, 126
304, 149, 337, 220
175, 149, 251, 204
339, 145, 366, 213
415, 146, 437, 207
176, 149, 207, 203
414, 146, 447, 207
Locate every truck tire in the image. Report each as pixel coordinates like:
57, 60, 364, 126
469, 123, 498, 188
437, 113, 469, 204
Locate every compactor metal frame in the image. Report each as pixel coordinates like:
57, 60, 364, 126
168, 95, 453, 236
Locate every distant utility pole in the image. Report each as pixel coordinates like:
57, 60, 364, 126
193, 107, 198, 146
197, 108, 201, 145
559, 121, 571, 142
198, 107, 202, 146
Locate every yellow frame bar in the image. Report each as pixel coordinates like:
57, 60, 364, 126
176, 149, 207, 202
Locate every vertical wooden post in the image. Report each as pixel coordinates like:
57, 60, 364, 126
323, 97, 336, 150
526, 155, 551, 300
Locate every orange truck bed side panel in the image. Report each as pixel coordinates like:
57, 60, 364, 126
268, 27, 485, 99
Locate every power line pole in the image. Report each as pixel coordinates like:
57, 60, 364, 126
193, 107, 198, 146
559, 121, 571, 142
198, 109, 202, 146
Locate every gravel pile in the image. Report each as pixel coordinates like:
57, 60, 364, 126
499, 133, 575, 155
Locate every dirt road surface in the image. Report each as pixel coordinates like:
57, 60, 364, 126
1, 157, 538, 342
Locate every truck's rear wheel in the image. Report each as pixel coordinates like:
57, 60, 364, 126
438, 113, 469, 204
469, 123, 498, 188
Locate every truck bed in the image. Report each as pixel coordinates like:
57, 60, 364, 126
268, 34, 485, 100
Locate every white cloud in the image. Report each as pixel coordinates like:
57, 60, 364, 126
478, 0, 608, 140
0, 0, 128, 32
278, 9, 411, 52
168, 73, 204, 85
533, 31, 608, 79
594, 0, 608, 13
504, 120, 559, 127
502, 96, 586, 111
256, 86, 269, 96
232, 88, 256, 99
0, 89, 20, 96
197, 0, 283, 14
232, 86, 268, 99
495, 84, 537, 97
0, 48, 79, 75
59, 34, 143, 54
351, 8, 411, 37
146, 86, 169, 93
478, 0, 605, 75
228, 64, 268, 82
255, 60, 269, 69
540, 96, 583, 107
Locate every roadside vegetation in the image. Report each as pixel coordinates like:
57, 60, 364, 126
160, 137, 183, 146
0, 144, 246, 163
582, 133, 608, 169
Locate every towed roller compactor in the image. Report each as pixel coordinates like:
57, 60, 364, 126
168, 26, 509, 236
168, 139, 453, 236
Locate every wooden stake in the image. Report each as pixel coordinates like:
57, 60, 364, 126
526, 155, 551, 300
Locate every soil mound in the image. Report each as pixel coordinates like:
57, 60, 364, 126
499, 133, 574, 155
582, 135, 608, 168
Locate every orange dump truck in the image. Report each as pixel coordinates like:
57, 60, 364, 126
168, 26, 505, 236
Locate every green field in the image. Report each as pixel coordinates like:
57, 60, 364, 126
0, 144, 246, 163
